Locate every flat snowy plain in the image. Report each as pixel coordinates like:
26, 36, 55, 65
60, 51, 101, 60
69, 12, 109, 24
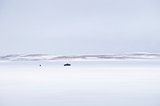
0, 60, 160, 106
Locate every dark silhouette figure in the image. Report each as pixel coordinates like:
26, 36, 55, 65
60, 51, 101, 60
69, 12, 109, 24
64, 63, 71, 66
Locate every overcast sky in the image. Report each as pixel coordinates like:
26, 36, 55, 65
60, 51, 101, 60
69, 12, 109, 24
0, 0, 160, 55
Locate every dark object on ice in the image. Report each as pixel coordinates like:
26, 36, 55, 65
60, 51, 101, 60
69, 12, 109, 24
64, 63, 71, 66
39, 64, 42, 67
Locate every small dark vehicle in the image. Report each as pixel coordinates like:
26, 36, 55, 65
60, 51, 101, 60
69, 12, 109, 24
64, 63, 71, 66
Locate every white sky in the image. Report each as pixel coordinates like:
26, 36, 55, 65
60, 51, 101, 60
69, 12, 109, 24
0, 0, 160, 55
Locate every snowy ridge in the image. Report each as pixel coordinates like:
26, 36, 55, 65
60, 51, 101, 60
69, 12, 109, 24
0, 53, 160, 61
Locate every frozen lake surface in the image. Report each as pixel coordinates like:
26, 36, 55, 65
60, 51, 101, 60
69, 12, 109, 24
0, 60, 160, 106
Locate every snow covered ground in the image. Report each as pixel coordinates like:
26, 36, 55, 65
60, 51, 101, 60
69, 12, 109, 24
0, 60, 160, 106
